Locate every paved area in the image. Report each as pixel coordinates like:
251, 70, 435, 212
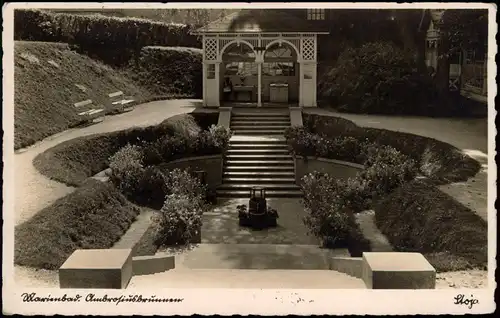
202, 198, 317, 245
13, 99, 201, 226
303, 108, 490, 222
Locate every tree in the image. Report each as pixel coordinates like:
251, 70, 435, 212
433, 9, 488, 97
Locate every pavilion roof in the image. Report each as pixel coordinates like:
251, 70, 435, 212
194, 9, 328, 34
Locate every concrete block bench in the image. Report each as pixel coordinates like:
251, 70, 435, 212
59, 249, 133, 289
361, 252, 436, 289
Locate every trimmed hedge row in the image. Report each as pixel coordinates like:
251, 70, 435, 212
303, 114, 482, 184
14, 9, 201, 66
375, 180, 487, 271
15, 179, 140, 270
33, 112, 219, 187
126, 46, 202, 98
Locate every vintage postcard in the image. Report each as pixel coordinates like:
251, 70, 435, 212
2, 2, 496, 315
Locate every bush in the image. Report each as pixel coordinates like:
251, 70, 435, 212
134, 166, 168, 209
153, 169, 206, 246
15, 179, 140, 269
207, 124, 233, 151
109, 144, 145, 197
375, 180, 487, 271
301, 172, 370, 252
126, 46, 203, 97
14, 9, 201, 66
319, 42, 437, 115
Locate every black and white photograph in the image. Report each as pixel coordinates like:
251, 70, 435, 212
2, 2, 496, 315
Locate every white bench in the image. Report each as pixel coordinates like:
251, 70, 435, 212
108, 91, 135, 113
74, 99, 105, 124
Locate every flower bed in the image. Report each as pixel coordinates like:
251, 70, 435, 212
285, 115, 485, 270
107, 124, 232, 246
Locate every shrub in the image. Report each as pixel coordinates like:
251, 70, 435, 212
14, 9, 201, 66
134, 166, 168, 209
126, 46, 203, 97
302, 172, 369, 251
165, 168, 207, 202
319, 42, 437, 115
15, 179, 140, 269
375, 180, 487, 270
109, 144, 145, 197
207, 124, 232, 151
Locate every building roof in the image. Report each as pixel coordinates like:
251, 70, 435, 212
194, 9, 328, 34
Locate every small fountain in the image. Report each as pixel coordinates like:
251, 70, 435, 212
237, 187, 279, 230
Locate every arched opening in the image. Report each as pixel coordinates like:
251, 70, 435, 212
262, 42, 299, 104
220, 42, 257, 104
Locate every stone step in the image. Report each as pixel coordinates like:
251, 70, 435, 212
230, 136, 286, 143
223, 171, 295, 177
223, 177, 296, 184
216, 189, 303, 198
224, 160, 294, 166
128, 269, 366, 289
226, 148, 290, 154
230, 125, 291, 130
231, 120, 291, 126
232, 113, 289, 117
224, 165, 295, 172
229, 141, 287, 147
218, 183, 300, 191
231, 117, 290, 122
233, 130, 286, 135
225, 154, 293, 160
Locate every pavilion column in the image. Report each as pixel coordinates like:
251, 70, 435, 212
257, 61, 262, 107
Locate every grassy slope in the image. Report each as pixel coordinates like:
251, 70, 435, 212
15, 179, 140, 270
14, 41, 153, 149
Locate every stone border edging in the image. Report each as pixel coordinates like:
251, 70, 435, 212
295, 155, 365, 170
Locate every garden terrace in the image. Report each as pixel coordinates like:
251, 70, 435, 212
285, 114, 485, 271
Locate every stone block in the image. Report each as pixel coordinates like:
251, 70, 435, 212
362, 252, 436, 289
132, 253, 176, 276
59, 249, 133, 289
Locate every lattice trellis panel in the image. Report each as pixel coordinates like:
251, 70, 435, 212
302, 37, 315, 61
205, 37, 217, 61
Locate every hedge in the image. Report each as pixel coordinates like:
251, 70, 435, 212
126, 46, 203, 98
15, 179, 140, 270
14, 9, 201, 66
33, 112, 218, 187
375, 180, 487, 271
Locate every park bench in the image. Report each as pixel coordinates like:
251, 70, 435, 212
108, 91, 135, 113
74, 99, 105, 125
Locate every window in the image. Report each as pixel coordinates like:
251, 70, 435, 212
262, 62, 295, 76
207, 64, 215, 79
307, 9, 325, 21
224, 62, 257, 76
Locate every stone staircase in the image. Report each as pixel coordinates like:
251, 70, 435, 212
217, 110, 302, 198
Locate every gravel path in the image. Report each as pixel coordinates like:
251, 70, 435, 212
13, 99, 200, 226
